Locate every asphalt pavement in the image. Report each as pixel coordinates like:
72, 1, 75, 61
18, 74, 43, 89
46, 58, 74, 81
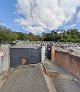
0, 64, 49, 92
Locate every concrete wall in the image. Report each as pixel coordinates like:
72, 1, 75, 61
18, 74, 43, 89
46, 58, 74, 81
1, 44, 10, 72
41, 46, 46, 62
51, 46, 80, 80
0, 57, 2, 73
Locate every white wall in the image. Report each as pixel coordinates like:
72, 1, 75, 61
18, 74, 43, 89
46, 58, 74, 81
0, 57, 2, 73
1, 45, 10, 71
41, 46, 46, 62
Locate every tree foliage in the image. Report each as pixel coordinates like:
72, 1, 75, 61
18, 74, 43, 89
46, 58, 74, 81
0, 25, 80, 43
42, 29, 80, 42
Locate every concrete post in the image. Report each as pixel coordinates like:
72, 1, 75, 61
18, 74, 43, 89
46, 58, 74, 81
41, 46, 46, 62
51, 45, 55, 62
0, 52, 4, 73
0, 57, 2, 73
1, 44, 10, 71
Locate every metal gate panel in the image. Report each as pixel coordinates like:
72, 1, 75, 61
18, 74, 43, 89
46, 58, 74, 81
10, 48, 41, 68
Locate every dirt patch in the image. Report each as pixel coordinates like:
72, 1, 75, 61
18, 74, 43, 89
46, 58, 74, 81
47, 70, 60, 79
47, 70, 72, 80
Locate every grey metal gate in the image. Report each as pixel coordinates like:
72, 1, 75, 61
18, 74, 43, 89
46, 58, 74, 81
10, 48, 41, 68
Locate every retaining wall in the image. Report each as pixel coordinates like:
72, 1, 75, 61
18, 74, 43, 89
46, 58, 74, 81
51, 46, 80, 80
55, 50, 80, 80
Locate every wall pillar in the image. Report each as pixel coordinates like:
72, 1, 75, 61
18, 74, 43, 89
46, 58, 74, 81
1, 45, 10, 71
0, 57, 2, 73
41, 46, 46, 63
51, 45, 55, 62
0, 51, 4, 73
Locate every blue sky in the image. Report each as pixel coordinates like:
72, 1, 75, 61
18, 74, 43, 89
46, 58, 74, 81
0, 0, 80, 34
0, 0, 26, 33
57, 6, 80, 31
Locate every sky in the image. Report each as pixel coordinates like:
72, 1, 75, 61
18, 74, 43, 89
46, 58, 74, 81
0, 0, 26, 33
0, 0, 80, 34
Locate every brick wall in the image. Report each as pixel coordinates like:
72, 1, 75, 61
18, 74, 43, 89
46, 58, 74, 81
69, 55, 80, 80
55, 50, 80, 80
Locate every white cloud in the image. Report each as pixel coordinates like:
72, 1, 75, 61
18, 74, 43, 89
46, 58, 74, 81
15, 0, 80, 34
76, 12, 80, 20
60, 0, 80, 16
69, 24, 76, 28
63, 23, 76, 29
27, 26, 45, 34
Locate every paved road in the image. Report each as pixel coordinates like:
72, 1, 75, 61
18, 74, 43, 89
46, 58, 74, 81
0, 64, 49, 92
45, 61, 80, 92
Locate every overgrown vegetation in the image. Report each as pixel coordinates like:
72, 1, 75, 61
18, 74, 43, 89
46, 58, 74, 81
0, 25, 80, 43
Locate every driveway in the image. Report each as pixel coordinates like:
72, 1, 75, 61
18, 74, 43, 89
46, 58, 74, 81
0, 64, 49, 92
